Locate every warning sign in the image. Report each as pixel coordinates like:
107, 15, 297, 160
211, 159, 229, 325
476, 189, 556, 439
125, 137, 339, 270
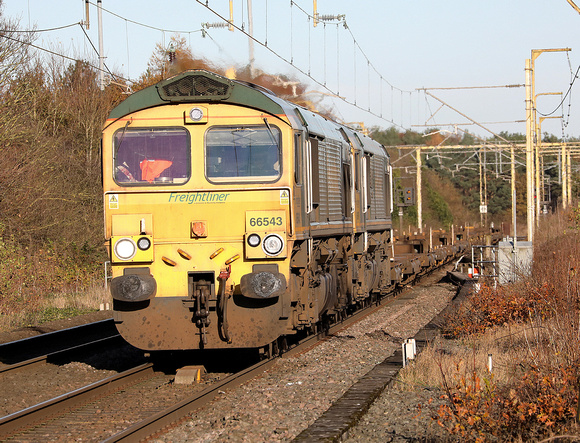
280, 190, 289, 205
108, 194, 119, 209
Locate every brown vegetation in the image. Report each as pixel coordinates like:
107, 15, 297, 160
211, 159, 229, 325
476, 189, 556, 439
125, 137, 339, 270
0, 2, 570, 342
400, 208, 580, 441
0, 6, 123, 329
134, 35, 325, 114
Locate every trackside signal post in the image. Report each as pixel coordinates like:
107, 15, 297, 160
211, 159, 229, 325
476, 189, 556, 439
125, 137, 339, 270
397, 187, 415, 233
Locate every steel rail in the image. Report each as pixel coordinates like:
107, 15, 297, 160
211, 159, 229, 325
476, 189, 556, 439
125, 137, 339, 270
104, 261, 456, 442
0, 363, 154, 440
1, 251, 469, 441
0, 334, 123, 375
103, 358, 277, 442
0, 318, 117, 365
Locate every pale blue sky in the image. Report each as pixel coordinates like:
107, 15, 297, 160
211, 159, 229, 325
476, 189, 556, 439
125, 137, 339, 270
5, 0, 580, 138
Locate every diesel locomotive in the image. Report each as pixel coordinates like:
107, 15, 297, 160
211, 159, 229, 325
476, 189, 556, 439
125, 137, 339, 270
102, 70, 420, 352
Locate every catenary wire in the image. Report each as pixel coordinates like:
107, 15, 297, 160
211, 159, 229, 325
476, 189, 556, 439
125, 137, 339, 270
78, 23, 115, 78
195, 0, 406, 129
0, 29, 131, 85
537, 63, 580, 117
87, 1, 202, 35
0, 22, 80, 33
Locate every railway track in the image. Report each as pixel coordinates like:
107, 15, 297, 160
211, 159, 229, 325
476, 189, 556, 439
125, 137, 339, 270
0, 319, 119, 365
0, 334, 125, 376
106, 269, 443, 442
0, 363, 155, 440
293, 274, 474, 442
0, 261, 465, 442
0, 301, 382, 441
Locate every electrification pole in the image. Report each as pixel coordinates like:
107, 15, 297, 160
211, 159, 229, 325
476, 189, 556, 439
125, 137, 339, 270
562, 144, 568, 209
537, 114, 561, 214
247, 0, 255, 77
479, 149, 483, 227
97, 0, 105, 91
530, 48, 571, 227
567, 148, 572, 207
511, 146, 516, 237
84, 0, 90, 29
484, 147, 488, 227
416, 146, 422, 233
525, 58, 534, 242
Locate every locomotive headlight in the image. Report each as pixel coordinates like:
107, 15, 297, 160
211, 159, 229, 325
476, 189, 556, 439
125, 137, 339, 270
262, 234, 284, 256
114, 237, 137, 261
137, 237, 151, 251
247, 233, 261, 248
189, 107, 204, 121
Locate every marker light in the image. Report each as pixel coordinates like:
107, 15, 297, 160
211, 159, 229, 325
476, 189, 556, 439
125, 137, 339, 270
262, 234, 284, 256
177, 248, 192, 260
247, 233, 261, 247
137, 237, 151, 251
114, 238, 137, 261
162, 256, 177, 266
210, 248, 224, 259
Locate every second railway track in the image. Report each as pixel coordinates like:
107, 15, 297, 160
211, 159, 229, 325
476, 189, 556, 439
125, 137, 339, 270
0, 263, 466, 442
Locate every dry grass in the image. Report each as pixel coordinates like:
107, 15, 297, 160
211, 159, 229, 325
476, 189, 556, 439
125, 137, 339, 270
0, 284, 111, 332
398, 322, 538, 393
0, 223, 108, 333
395, 206, 580, 441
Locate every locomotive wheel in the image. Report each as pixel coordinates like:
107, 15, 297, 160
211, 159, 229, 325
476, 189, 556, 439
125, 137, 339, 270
271, 339, 280, 357
277, 336, 288, 355
320, 316, 331, 336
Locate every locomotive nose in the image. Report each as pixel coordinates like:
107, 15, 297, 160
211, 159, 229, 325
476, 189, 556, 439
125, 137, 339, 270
110, 273, 157, 302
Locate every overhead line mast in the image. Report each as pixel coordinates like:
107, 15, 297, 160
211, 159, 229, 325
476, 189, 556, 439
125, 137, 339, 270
97, 0, 105, 91
526, 48, 571, 241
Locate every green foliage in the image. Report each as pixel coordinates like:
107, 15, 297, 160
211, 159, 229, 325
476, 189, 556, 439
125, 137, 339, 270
542, 132, 560, 143
461, 131, 477, 145
369, 126, 402, 146
425, 182, 453, 228
489, 131, 526, 143
405, 204, 418, 227
400, 129, 424, 145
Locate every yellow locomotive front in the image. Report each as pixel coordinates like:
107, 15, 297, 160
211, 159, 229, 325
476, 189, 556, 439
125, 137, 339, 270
102, 71, 296, 350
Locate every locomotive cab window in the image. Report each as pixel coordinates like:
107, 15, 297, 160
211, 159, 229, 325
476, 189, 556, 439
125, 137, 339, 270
205, 125, 281, 182
113, 127, 190, 185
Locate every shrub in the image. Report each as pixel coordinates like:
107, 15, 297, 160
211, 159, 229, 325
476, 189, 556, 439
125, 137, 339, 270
436, 365, 578, 442
0, 223, 105, 320
433, 209, 580, 441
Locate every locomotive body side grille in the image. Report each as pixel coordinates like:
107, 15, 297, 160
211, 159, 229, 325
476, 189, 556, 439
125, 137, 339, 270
318, 139, 343, 222
370, 157, 387, 219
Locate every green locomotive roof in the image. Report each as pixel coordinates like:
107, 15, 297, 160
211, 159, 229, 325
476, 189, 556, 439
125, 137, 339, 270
107, 70, 287, 120
105, 69, 387, 159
